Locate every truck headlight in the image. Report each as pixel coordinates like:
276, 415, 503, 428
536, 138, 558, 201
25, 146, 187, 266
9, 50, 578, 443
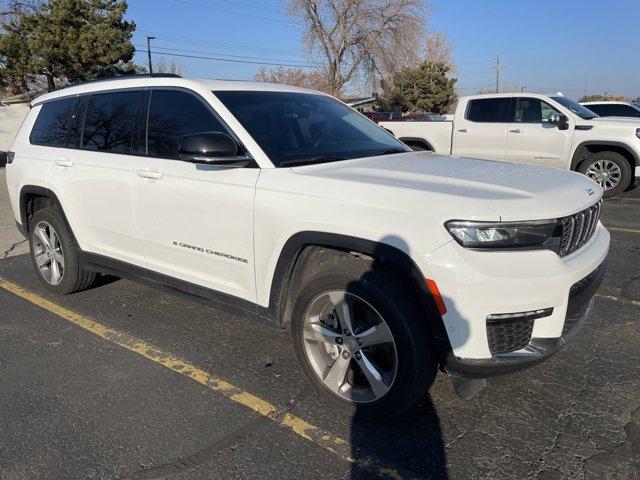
445, 220, 561, 251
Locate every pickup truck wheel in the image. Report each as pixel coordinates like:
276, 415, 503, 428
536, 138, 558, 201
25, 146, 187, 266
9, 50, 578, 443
579, 152, 632, 197
290, 253, 437, 421
28, 207, 97, 294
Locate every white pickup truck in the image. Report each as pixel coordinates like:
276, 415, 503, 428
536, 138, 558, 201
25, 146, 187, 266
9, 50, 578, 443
380, 93, 640, 197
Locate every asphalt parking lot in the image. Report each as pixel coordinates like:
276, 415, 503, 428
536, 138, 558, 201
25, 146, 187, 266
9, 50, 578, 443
0, 168, 638, 480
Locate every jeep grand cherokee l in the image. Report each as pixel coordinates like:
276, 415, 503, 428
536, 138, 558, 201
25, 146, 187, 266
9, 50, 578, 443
5, 75, 610, 419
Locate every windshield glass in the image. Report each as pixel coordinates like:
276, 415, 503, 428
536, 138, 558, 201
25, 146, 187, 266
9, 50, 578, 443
550, 96, 599, 119
214, 91, 410, 167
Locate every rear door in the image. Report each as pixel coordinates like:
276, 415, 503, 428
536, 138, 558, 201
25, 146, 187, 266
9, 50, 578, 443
504, 97, 573, 169
451, 97, 511, 161
45, 90, 142, 262
130, 88, 259, 302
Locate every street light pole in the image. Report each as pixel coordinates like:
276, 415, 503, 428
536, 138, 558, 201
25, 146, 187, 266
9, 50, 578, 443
146, 36, 155, 74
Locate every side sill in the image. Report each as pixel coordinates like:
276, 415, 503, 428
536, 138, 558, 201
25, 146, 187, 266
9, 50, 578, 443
78, 251, 279, 328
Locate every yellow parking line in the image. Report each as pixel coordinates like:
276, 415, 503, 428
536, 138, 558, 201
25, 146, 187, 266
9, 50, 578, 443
0, 277, 415, 480
596, 293, 640, 307
605, 226, 640, 235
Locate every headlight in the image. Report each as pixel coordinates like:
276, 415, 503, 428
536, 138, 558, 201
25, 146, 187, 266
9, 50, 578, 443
445, 220, 561, 251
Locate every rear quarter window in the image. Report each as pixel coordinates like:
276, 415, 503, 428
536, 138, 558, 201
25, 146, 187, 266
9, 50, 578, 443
465, 98, 511, 123
30, 97, 77, 146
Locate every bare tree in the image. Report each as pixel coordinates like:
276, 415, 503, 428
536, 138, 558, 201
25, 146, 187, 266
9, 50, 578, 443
154, 56, 184, 76
425, 30, 454, 70
286, 0, 428, 96
253, 66, 333, 93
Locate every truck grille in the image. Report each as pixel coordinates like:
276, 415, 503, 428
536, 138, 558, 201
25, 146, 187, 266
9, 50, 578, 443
558, 200, 602, 257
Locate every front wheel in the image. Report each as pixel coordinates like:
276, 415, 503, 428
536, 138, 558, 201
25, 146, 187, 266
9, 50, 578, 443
579, 152, 632, 197
290, 251, 437, 421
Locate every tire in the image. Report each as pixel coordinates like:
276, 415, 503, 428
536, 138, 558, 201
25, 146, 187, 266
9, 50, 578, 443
28, 206, 97, 294
579, 151, 632, 198
290, 250, 437, 421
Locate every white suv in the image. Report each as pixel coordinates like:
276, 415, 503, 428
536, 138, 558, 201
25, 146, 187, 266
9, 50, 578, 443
5, 75, 610, 419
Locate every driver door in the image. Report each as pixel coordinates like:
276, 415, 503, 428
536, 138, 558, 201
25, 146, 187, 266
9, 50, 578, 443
130, 88, 259, 302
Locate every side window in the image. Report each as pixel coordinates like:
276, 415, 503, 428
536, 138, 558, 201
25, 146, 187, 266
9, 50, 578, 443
514, 98, 559, 123
146, 90, 227, 159
30, 97, 77, 146
609, 104, 640, 117
68, 96, 88, 148
465, 98, 511, 123
586, 104, 609, 116
82, 91, 141, 153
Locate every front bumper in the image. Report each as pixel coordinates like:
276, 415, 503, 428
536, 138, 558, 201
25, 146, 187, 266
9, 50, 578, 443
443, 259, 606, 378
417, 222, 610, 377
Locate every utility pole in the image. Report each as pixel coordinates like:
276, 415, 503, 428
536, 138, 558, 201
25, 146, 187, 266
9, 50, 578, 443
521, 86, 525, 93
146, 36, 155, 74
584, 77, 588, 99
495, 54, 501, 93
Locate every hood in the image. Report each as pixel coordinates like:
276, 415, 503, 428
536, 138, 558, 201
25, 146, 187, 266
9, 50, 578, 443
292, 152, 602, 222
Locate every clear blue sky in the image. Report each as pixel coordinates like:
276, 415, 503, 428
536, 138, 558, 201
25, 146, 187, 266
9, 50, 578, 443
127, 0, 640, 100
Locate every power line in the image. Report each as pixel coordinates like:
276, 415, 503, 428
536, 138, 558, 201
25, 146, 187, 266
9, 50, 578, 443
170, 0, 293, 24
134, 43, 309, 65
134, 30, 303, 56
137, 47, 312, 68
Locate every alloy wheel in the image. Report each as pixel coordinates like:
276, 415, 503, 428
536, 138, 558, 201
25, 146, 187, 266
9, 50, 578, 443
302, 290, 397, 404
585, 159, 622, 191
33, 221, 65, 285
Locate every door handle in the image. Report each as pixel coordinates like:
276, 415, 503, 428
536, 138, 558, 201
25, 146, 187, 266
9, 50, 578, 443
136, 169, 164, 180
509, 129, 523, 133
54, 159, 74, 167
457, 128, 469, 133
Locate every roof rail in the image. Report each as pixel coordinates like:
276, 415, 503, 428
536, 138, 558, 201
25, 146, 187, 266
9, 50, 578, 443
56, 73, 182, 91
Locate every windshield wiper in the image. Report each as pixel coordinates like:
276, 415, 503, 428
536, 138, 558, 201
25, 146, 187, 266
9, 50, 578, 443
279, 156, 349, 167
368, 148, 410, 157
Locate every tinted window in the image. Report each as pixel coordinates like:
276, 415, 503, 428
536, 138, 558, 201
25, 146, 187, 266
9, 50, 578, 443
585, 104, 610, 116
215, 90, 409, 167
550, 96, 598, 119
608, 104, 640, 117
147, 90, 226, 159
68, 96, 88, 148
82, 91, 140, 153
466, 98, 511, 123
514, 98, 559, 123
30, 97, 77, 146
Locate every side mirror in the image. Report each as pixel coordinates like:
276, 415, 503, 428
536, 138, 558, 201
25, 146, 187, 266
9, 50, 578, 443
549, 113, 570, 131
178, 132, 251, 166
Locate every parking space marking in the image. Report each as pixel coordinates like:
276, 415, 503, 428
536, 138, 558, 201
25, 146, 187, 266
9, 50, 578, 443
0, 277, 418, 480
605, 226, 640, 235
596, 293, 640, 307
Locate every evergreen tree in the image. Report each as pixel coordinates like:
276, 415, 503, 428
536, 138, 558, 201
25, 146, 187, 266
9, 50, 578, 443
376, 61, 457, 114
0, 0, 136, 92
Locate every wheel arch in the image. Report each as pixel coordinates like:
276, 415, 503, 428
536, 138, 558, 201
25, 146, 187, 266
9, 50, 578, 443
570, 141, 639, 172
19, 185, 78, 245
398, 137, 434, 151
264, 231, 452, 364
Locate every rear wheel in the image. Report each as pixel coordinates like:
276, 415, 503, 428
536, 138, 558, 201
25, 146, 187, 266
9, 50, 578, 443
28, 207, 97, 294
290, 251, 437, 421
579, 151, 632, 197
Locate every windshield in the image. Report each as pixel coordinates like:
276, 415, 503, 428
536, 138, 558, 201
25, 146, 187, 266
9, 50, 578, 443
550, 96, 599, 119
214, 90, 410, 167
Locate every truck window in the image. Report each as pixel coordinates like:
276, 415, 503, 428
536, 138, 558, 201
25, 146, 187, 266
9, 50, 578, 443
514, 98, 559, 123
82, 91, 141, 153
585, 104, 610, 116
607, 104, 640, 117
29, 97, 77, 147
465, 98, 511, 123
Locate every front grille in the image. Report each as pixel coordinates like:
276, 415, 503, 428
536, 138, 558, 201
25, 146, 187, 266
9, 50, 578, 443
487, 318, 534, 355
558, 200, 602, 257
